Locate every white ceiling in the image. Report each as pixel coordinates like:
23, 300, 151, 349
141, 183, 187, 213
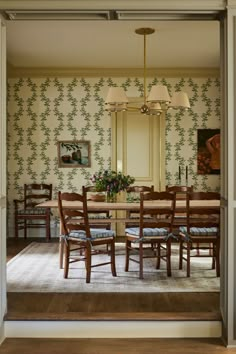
6, 20, 220, 69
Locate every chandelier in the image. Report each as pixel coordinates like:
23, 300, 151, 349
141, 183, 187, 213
105, 27, 190, 115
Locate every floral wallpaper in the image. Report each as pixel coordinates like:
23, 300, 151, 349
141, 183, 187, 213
7, 76, 220, 227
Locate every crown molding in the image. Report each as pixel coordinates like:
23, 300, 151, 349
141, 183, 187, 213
7, 65, 220, 78
0, 0, 226, 11
227, 0, 236, 8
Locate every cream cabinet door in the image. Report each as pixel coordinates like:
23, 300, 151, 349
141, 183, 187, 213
111, 110, 165, 236
112, 110, 165, 190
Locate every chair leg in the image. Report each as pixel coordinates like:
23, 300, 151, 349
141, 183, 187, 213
110, 240, 117, 277
212, 251, 216, 269
139, 243, 144, 280
63, 241, 69, 278
179, 240, 183, 270
125, 239, 131, 272
86, 245, 92, 283
59, 238, 64, 269
46, 215, 51, 241
186, 243, 191, 277
167, 240, 172, 277
156, 243, 161, 269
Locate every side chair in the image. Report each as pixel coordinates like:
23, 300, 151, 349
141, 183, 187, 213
166, 185, 194, 229
126, 185, 154, 228
14, 183, 52, 241
82, 185, 111, 230
125, 191, 175, 279
58, 191, 117, 283
178, 191, 220, 277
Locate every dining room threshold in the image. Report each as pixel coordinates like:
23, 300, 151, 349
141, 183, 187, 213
6, 237, 221, 322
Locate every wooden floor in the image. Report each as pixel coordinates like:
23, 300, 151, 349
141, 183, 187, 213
1, 338, 236, 354
6, 237, 221, 321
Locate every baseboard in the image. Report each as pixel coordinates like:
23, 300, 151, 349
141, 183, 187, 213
4, 320, 222, 338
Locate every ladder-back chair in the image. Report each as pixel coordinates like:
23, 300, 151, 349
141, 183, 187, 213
58, 191, 116, 283
126, 185, 154, 228
125, 191, 175, 279
178, 191, 220, 277
14, 183, 52, 240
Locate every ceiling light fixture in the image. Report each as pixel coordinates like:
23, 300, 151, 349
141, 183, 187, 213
105, 27, 190, 116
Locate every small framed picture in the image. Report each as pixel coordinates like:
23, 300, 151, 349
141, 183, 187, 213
57, 140, 91, 168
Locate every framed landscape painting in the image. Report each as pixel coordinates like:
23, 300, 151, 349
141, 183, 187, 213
57, 140, 91, 168
197, 129, 220, 175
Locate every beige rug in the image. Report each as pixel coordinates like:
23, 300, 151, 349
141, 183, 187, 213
7, 242, 220, 293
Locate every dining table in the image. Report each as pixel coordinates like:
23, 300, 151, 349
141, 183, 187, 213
37, 199, 220, 212
37, 198, 221, 227
37, 198, 220, 268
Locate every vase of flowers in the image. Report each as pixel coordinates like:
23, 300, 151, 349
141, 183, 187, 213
90, 170, 135, 202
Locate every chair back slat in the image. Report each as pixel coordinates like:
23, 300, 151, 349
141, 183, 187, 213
126, 185, 154, 193
58, 191, 90, 238
166, 185, 194, 193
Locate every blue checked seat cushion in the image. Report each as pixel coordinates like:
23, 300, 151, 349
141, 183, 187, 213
65, 228, 115, 241
17, 208, 48, 215
125, 227, 168, 240
179, 226, 219, 237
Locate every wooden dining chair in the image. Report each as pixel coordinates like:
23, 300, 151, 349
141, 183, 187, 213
178, 191, 220, 277
125, 191, 175, 279
166, 185, 194, 229
58, 191, 117, 283
126, 185, 154, 228
14, 183, 52, 241
82, 185, 111, 230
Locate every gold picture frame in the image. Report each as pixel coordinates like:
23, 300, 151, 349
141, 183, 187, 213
57, 140, 91, 168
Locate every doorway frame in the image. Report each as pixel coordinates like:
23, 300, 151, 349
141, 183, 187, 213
1, 0, 236, 345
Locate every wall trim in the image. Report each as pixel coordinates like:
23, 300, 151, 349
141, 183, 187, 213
0, 1, 227, 12
7, 65, 220, 78
4, 320, 222, 339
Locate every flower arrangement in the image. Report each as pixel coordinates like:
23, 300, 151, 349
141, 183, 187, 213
90, 170, 135, 201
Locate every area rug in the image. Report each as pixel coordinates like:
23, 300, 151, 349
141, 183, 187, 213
7, 242, 220, 293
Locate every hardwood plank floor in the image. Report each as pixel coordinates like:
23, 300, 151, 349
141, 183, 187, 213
6, 237, 221, 321
6, 291, 221, 320
0, 338, 235, 354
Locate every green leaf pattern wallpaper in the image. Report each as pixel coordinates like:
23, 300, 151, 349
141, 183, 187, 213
7, 76, 220, 226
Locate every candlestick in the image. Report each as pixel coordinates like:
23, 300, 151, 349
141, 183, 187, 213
186, 165, 188, 184
179, 165, 181, 183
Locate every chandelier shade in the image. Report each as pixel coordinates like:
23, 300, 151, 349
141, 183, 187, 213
169, 91, 190, 110
105, 27, 190, 115
147, 85, 171, 103
105, 87, 128, 104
